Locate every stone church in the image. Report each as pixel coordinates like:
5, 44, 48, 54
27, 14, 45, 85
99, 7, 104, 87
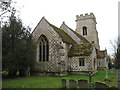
32, 13, 108, 76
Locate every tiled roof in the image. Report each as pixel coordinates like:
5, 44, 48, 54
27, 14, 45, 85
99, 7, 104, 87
50, 24, 77, 44
97, 50, 106, 59
68, 43, 93, 57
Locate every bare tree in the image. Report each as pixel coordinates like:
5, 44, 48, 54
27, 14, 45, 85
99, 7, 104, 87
110, 38, 120, 69
110, 39, 118, 58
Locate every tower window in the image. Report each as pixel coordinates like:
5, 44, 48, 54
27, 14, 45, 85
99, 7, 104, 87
83, 26, 87, 36
39, 35, 49, 61
79, 58, 85, 66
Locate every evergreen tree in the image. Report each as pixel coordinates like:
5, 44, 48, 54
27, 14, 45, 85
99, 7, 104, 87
2, 13, 36, 77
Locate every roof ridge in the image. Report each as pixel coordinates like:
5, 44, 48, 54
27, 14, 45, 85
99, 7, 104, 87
31, 16, 50, 35
49, 24, 77, 44
61, 22, 89, 43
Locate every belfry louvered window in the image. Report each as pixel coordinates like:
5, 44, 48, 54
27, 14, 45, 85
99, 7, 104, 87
83, 26, 87, 36
39, 35, 49, 61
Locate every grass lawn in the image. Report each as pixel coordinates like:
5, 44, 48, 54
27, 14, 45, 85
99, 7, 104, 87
2, 69, 118, 88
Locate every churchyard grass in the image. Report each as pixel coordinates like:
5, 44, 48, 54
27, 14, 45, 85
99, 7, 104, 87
2, 69, 118, 88
92, 69, 118, 87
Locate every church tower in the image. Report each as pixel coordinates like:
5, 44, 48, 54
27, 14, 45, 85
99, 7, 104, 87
75, 13, 100, 49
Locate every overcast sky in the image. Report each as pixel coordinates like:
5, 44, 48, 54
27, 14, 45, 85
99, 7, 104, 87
13, 0, 119, 56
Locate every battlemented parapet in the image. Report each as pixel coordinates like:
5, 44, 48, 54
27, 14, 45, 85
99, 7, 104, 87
75, 13, 99, 49
76, 13, 97, 24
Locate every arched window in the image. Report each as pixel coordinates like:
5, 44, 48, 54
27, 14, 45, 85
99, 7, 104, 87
79, 58, 85, 66
83, 26, 87, 36
39, 35, 49, 61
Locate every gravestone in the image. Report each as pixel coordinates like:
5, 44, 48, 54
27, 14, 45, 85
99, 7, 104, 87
78, 79, 89, 88
111, 68, 116, 74
109, 86, 117, 90
69, 79, 77, 88
61, 79, 67, 88
95, 82, 109, 88
25, 67, 30, 77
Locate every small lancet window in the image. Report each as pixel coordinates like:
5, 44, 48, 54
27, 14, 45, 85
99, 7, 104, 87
83, 26, 87, 36
79, 58, 85, 66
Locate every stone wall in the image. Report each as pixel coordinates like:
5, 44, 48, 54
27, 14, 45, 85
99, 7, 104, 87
68, 56, 90, 72
90, 45, 97, 71
68, 45, 97, 74
97, 50, 108, 70
32, 18, 68, 75
97, 57, 108, 70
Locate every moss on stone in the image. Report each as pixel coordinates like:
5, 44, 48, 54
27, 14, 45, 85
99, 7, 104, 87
68, 43, 93, 57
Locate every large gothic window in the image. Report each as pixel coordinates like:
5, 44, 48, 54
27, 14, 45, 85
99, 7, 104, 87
39, 35, 49, 61
83, 26, 87, 36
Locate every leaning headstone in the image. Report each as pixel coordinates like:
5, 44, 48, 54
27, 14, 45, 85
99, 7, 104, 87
61, 79, 67, 88
25, 67, 30, 77
69, 79, 77, 88
78, 79, 89, 88
95, 82, 109, 88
